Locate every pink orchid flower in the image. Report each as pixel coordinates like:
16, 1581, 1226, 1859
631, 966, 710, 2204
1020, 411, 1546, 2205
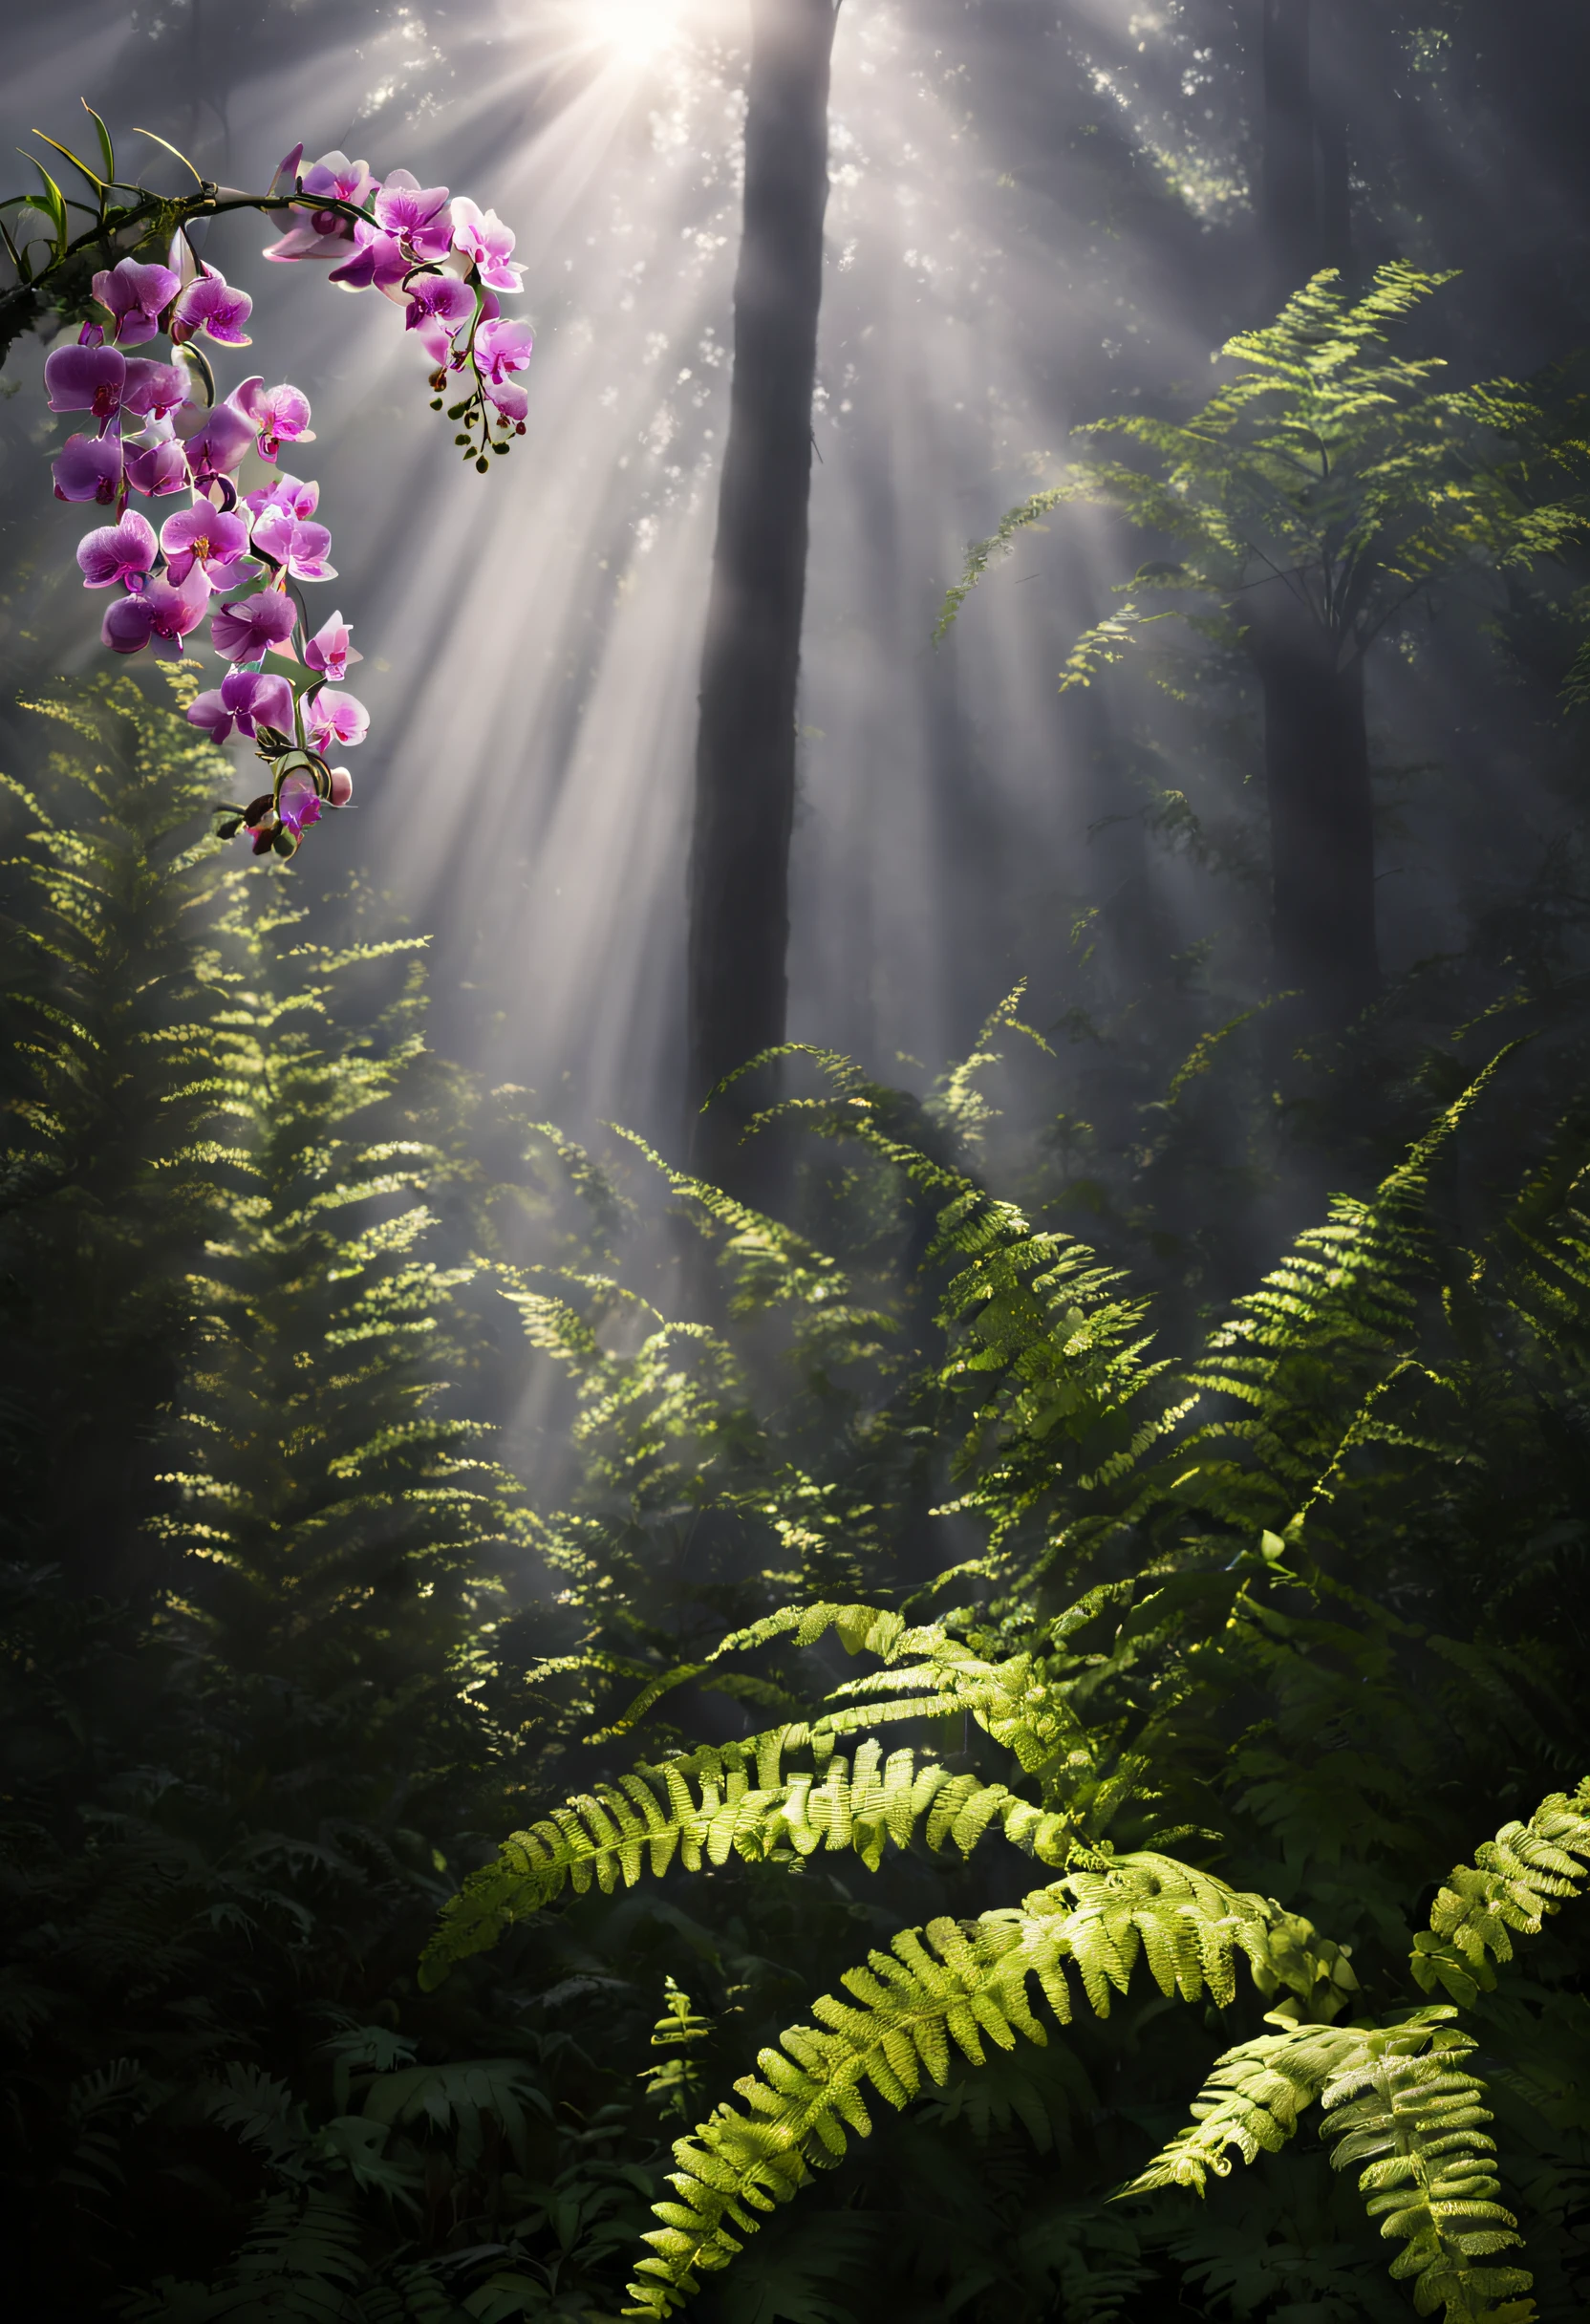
244, 474, 320, 523
474, 315, 535, 384
91, 259, 181, 346
229, 377, 315, 462
123, 439, 190, 497
276, 768, 325, 839
188, 669, 297, 742
170, 264, 254, 348
404, 272, 475, 340
102, 565, 211, 657
76, 511, 158, 590
305, 687, 369, 748
250, 507, 335, 582
161, 503, 253, 585
304, 612, 361, 682
374, 168, 453, 261
450, 198, 524, 293
483, 378, 528, 424
262, 151, 378, 262
329, 226, 411, 295
211, 589, 299, 663
181, 402, 256, 487
122, 360, 190, 421
44, 343, 126, 420
53, 433, 123, 505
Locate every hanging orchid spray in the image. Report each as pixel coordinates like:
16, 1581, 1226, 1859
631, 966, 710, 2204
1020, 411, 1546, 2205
4, 110, 533, 858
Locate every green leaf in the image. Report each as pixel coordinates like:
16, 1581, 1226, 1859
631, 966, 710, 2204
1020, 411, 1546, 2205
81, 99, 116, 185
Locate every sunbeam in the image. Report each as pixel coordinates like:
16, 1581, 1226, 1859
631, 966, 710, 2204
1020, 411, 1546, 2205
571, 0, 687, 65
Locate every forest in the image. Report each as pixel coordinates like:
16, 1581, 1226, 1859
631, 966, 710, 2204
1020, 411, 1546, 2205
4, 3, 1590, 2320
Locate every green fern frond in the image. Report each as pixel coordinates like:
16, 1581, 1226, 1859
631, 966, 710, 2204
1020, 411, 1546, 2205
1121, 2011, 1532, 2324
1117, 2016, 1365, 2196
622, 1855, 1276, 2316
1320, 2021, 1533, 2324
1412, 1777, 1590, 2005
419, 1728, 1089, 1986
936, 484, 1077, 641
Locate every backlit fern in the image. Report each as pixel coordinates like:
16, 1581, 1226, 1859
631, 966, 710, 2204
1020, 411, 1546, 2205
430, 1029, 1590, 2321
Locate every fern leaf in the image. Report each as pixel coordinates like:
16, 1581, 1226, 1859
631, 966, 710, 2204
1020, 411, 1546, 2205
1411, 1776, 1590, 2005
621, 1855, 1274, 2316
419, 1728, 1088, 1984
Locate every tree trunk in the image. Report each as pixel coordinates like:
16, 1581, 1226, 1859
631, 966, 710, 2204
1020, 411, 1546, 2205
1261, 0, 1317, 297
1259, 0, 1353, 302
686, 0, 836, 1202
1251, 603, 1378, 1028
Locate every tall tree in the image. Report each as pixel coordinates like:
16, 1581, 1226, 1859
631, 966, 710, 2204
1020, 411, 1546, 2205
940, 269, 1581, 1032
687, 0, 839, 1202
1259, 0, 1352, 302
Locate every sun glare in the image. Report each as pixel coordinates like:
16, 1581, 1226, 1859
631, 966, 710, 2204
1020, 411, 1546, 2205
576, 0, 683, 64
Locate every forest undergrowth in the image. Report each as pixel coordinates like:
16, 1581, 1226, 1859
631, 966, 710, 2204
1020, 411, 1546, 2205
4, 675, 1590, 2323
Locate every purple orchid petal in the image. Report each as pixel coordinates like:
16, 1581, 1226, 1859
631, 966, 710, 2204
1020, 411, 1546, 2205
53, 432, 123, 505
375, 167, 451, 247
103, 593, 156, 656
250, 508, 336, 582
76, 510, 158, 590
44, 343, 126, 419
405, 273, 475, 338
483, 377, 529, 424
198, 668, 296, 739
331, 226, 413, 296
161, 502, 252, 583
186, 686, 236, 742
450, 198, 524, 293
237, 671, 296, 735
244, 473, 320, 522
123, 439, 191, 497
414, 315, 465, 371
91, 258, 181, 346
276, 769, 325, 840
325, 242, 378, 290
232, 377, 315, 461
264, 220, 353, 263
264, 154, 377, 263
147, 565, 213, 656
183, 403, 256, 486
170, 266, 254, 348
272, 142, 305, 190
305, 686, 369, 748
301, 152, 375, 205
304, 611, 361, 682
210, 589, 298, 664
120, 359, 189, 420
474, 315, 535, 382
103, 565, 210, 658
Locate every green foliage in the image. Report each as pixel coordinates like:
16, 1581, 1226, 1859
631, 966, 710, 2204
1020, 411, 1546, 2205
937, 265, 1584, 691
627, 1854, 1274, 2317
435, 1016, 1590, 2321
0, 679, 653, 2320
9, 675, 1590, 2324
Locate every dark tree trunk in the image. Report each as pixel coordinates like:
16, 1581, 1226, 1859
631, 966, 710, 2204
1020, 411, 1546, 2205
1261, 0, 1317, 297
686, 0, 836, 1202
1258, 0, 1353, 301
1254, 5, 1369, 1029
1251, 602, 1378, 1028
